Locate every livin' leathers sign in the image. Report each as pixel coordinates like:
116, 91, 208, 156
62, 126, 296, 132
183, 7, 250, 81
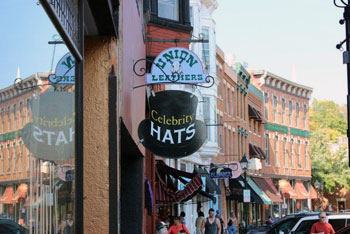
209, 167, 233, 179
146, 47, 208, 85
138, 90, 206, 158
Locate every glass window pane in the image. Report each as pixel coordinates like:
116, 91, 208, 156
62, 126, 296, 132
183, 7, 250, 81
0, 2, 76, 233
158, 0, 179, 21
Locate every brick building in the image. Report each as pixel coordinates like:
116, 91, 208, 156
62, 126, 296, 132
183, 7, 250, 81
251, 70, 316, 217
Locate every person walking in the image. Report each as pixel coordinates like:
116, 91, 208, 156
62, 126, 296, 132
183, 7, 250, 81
201, 208, 221, 234
61, 212, 74, 234
310, 212, 335, 234
196, 211, 205, 234
215, 210, 225, 234
168, 216, 190, 234
227, 213, 237, 234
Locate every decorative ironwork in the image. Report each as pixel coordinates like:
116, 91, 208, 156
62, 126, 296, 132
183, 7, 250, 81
132, 58, 215, 89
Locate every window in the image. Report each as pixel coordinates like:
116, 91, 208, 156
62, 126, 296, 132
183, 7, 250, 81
288, 101, 292, 126
294, 220, 319, 234
328, 219, 346, 232
290, 139, 294, 168
7, 106, 11, 131
265, 134, 270, 165
26, 99, 30, 122
201, 27, 210, 71
19, 102, 23, 127
223, 85, 226, 112
13, 143, 16, 172
219, 116, 223, 152
158, 0, 179, 21
7, 144, 10, 173
237, 88, 240, 117
274, 136, 279, 166
297, 140, 301, 168
283, 137, 287, 168
243, 95, 246, 120
203, 97, 211, 141
0, 146, 3, 174
281, 98, 285, 124
305, 141, 309, 169
1, 108, 4, 133
19, 141, 23, 172
264, 93, 269, 120
273, 96, 277, 123
226, 87, 230, 114
232, 91, 235, 116
303, 105, 307, 129
296, 103, 300, 127
13, 104, 17, 129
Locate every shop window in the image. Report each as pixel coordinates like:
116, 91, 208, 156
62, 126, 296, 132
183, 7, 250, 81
201, 27, 210, 72
158, 0, 179, 21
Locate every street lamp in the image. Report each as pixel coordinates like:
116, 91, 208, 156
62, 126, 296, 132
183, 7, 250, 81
314, 180, 321, 211
240, 154, 249, 233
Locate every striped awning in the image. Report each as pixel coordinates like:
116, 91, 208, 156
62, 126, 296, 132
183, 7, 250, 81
0, 187, 14, 204
155, 161, 203, 205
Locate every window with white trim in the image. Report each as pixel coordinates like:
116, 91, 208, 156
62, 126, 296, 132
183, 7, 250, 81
201, 27, 210, 72
283, 137, 287, 168
288, 101, 292, 126
158, 0, 179, 21
296, 103, 300, 128
303, 105, 307, 129
264, 93, 269, 120
290, 139, 294, 168
274, 135, 279, 166
265, 134, 270, 165
281, 98, 286, 124
297, 140, 301, 168
273, 96, 277, 123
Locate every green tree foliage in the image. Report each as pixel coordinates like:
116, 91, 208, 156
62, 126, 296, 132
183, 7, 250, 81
311, 99, 349, 192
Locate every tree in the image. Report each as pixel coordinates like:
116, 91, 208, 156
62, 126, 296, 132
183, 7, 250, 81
311, 99, 349, 192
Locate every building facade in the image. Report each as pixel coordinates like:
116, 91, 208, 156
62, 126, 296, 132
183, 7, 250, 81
251, 70, 316, 217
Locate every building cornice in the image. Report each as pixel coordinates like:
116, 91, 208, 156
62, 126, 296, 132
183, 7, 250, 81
253, 70, 313, 99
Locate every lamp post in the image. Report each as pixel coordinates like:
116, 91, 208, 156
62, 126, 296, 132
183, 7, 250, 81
240, 154, 249, 234
314, 180, 321, 211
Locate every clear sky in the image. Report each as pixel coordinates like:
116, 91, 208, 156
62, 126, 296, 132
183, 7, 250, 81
213, 0, 347, 105
0, 1, 68, 89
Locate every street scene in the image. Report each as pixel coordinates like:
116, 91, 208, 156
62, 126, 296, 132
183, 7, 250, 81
0, 0, 349, 234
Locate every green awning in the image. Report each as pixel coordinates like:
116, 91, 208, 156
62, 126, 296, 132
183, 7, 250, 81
247, 177, 272, 205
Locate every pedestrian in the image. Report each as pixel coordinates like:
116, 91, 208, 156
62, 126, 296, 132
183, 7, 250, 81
196, 211, 205, 234
310, 212, 335, 234
201, 208, 221, 234
180, 211, 186, 224
61, 212, 74, 234
215, 210, 225, 234
156, 221, 168, 234
227, 212, 237, 234
168, 216, 190, 234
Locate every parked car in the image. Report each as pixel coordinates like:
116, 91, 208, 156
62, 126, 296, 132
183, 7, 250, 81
0, 219, 28, 234
248, 212, 350, 234
335, 225, 350, 234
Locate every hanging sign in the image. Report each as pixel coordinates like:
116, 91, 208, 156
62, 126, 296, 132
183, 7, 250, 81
209, 167, 233, 179
22, 91, 74, 161
243, 189, 251, 203
48, 52, 75, 85
146, 47, 208, 85
138, 90, 206, 158
228, 162, 242, 179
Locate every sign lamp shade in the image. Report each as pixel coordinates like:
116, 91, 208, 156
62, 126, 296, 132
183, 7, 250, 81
240, 154, 249, 170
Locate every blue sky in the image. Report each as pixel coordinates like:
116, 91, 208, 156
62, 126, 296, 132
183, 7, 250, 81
0, 0, 347, 105
0, 1, 68, 89
213, 0, 347, 105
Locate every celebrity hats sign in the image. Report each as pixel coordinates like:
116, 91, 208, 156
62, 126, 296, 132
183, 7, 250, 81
22, 91, 74, 161
138, 90, 206, 158
146, 47, 208, 85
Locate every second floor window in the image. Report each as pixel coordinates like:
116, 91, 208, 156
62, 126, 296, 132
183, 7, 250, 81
303, 105, 307, 129
265, 134, 270, 165
283, 137, 287, 168
274, 136, 279, 166
158, 0, 179, 21
297, 140, 301, 168
201, 27, 210, 72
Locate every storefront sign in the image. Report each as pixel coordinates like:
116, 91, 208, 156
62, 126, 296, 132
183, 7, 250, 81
138, 90, 206, 158
243, 189, 251, 203
209, 167, 233, 179
48, 52, 75, 85
146, 47, 208, 85
228, 162, 242, 179
22, 92, 74, 161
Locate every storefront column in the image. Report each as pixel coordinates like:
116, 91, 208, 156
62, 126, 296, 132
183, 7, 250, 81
83, 36, 118, 234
